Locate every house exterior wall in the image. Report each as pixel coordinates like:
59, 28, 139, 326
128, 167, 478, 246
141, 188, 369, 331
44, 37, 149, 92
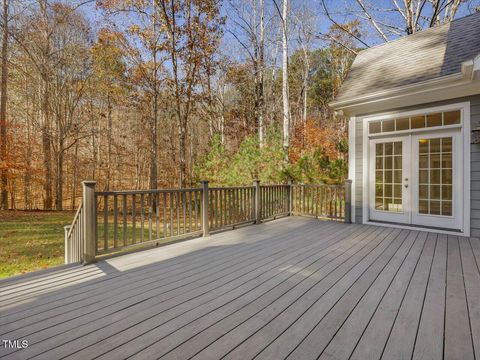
352, 94, 480, 236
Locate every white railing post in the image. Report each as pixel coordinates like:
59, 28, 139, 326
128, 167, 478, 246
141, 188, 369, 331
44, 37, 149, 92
253, 180, 261, 224
64, 225, 71, 264
200, 180, 209, 237
83, 180, 97, 264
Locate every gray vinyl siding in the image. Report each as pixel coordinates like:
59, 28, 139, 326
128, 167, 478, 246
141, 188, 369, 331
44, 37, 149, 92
353, 94, 480, 236
471, 96, 480, 236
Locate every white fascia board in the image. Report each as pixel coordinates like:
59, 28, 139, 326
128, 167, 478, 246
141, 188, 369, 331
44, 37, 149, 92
330, 55, 480, 115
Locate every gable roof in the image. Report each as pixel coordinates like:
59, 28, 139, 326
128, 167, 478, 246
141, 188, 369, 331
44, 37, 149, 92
334, 12, 480, 104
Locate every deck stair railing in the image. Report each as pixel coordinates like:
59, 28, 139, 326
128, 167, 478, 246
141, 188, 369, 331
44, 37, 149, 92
65, 179, 352, 264
63, 202, 84, 264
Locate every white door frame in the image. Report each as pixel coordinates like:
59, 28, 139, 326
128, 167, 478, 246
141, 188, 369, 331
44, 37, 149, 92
361, 101, 471, 236
410, 130, 463, 230
369, 136, 411, 224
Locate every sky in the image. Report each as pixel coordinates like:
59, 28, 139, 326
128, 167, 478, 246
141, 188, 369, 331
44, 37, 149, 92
74, 0, 480, 65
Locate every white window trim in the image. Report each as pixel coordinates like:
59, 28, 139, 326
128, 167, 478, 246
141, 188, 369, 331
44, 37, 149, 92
361, 101, 471, 236
348, 117, 356, 223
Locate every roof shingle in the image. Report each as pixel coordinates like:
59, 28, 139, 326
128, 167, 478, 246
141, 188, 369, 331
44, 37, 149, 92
335, 12, 480, 103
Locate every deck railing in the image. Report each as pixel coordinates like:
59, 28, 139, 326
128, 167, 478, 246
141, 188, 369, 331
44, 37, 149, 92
259, 184, 290, 220
63, 202, 84, 263
208, 186, 256, 231
65, 179, 352, 264
291, 184, 347, 221
94, 188, 203, 256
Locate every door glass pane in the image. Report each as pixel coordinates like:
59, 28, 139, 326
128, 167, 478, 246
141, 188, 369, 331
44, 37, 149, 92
418, 137, 453, 216
375, 141, 402, 212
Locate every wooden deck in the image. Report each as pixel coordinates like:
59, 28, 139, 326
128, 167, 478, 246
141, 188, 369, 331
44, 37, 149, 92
1, 216, 480, 360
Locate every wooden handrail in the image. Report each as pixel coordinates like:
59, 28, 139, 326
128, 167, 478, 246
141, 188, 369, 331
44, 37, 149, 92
65, 180, 352, 263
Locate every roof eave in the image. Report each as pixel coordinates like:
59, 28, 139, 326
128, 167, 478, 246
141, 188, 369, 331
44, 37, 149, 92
330, 56, 480, 113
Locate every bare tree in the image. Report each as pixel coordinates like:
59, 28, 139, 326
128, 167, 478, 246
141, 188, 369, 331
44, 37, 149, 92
273, 0, 290, 160
322, 0, 469, 48
0, 0, 8, 210
226, 0, 266, 146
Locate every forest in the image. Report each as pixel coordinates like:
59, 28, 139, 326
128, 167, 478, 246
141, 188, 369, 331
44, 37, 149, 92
0, 0, 478, 211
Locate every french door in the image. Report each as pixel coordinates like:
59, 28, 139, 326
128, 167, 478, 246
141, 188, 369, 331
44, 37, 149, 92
369, 130, 463, 230
369, 136, 410, 224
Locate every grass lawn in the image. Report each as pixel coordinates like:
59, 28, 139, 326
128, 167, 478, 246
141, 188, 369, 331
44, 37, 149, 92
0, 211, 74, 279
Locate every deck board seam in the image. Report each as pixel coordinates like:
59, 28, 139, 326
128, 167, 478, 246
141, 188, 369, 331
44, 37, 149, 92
0, 218, 315, 310
459, 237, 477, 360
319, 230, 422, 360
158, 227, 395, 360
166, 228, 391, 360
1, 223, 355, 341
0, 223, 351, 342
411, 233, 438, 360
379, 233, 437, 360
58, 226, 378, 360
278, 228, 401, 360
4, 223, 370, 359
348, 231, 428, 360
0, 224, 348, 334
0, 221, 306, 304
282, 229, 410, 360
0, 220, 335, 313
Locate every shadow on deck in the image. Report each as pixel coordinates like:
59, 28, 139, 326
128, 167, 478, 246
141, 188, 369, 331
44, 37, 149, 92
0, 216, 479, 360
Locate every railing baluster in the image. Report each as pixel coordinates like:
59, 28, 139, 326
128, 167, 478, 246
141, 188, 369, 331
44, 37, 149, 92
176, 192, 180, 236
103, 195, 108, 251
194, 190, 198, 231
182, 192, 186, 234
123, 194, 127, 246
132, 194, 136, 244
68, 181, 349, 260
168, 193, 173, 236
234, 188, 238, 224
163, 192, 167, 238
156, 193, 160, 239
113, 195, 118, 248
140, 193, 145, 243
335, 188, 338, 219
243, 187, 246, 221
148, 194, 152, 242
188, 191, 192, 232
214, 189, 218, 229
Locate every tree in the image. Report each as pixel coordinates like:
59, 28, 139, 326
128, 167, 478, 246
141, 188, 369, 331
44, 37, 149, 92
279, 0, 290, 161
321, 0, 474, 48
91, 29, 126, 190
225, 0, 267, 146
155, 0, 223, 187
98, 0, 166, 191
0, 0, 9, 209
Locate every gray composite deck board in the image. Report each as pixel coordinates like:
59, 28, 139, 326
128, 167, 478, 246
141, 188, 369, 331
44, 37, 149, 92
444, 235, 475, 360
157, 227, 391, 360
67, 225, 378, 360
0, 217, 479, 360
3, 220, 342, 339
412, 233, 447, 360
380, 232, 437, 359
350, 231, 428, 360
459, 237, 480, 360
